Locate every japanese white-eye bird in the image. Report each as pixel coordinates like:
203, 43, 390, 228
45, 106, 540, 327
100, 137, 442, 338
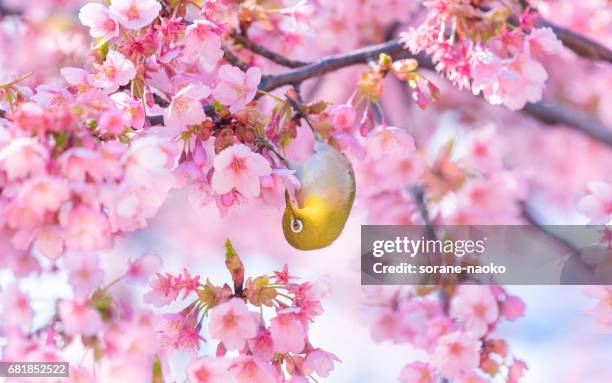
282, 142, 356, 250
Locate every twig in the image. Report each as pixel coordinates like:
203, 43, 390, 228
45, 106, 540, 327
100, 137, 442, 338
221, 46, 250, 72
231, 30, 310, 68
258, 39, 415, 92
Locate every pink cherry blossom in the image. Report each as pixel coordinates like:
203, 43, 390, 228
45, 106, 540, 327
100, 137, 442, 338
164, 84, 211, 135
159, 310, 201, 352
211, 144, 272, 198
183, 20, 224, 70
508, 359, 527, 383
109, 0, 161, 30
60, 205, 111, 251
213, 65, 262, 113
61, 67, 95, 93
525, 28, 564, 56
187, 357, 235, 383
64, 252, 104, 296
0, 284, 32, 333
79, 3, 119, 41
366, 125, 416, 160
270, 312, 306, 353
450, 285, 499, 337
303, 349, 341, 378
33, 226, 64, 260
330, 104, 357, 132
143, 272, 182, 307
398, 361, 434, 383
584, 286, 612, 332
430, 331, 481, 379
229, 356, 280, 383
93, 51, 137, 94
471, 49, 548, 111
122, 135, 178, 187
98, 109, 127, 135
502, 295, 526, 321
16, 176, 70, 218
58, 299, 103, 337
577, 181, 612, 224
0, 137, 49, 181
248, 329, 275, 362
58, 148, 100, 182
126, 253, 162, 284
110, 92, 145, 130
208, 298, 258, 350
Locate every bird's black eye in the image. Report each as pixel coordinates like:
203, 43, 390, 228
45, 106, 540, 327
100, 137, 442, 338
291, 218, 303, 233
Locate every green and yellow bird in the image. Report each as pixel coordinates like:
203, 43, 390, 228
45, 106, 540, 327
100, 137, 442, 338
282, 142, 356, 250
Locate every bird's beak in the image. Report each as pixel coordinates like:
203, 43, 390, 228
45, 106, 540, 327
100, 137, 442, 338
285, 190, 297, 215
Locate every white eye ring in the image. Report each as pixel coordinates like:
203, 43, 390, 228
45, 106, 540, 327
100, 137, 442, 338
291, 218, 304, 233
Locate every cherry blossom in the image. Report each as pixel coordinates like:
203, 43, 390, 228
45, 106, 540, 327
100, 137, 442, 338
211, 144, 272, 198
183, 20, 224, 70
64, 251, 104, 296
398, 361, 435, 383
578, 181, 612, 224
584, 286, 612, 332
79, 3, 119, 41
108, 0, 162, 30
213, 65, 262, 113
270, 312, 306, 353
58, 299, 103, 336
366, 125, 416, 160
430, 331, 481, 379
164, 84, 211, 135
187, 357, 235, 383
303, 349, 341, 378
450, 286, 499, 337
208, 298, 258, 350
93, 50, 137, 94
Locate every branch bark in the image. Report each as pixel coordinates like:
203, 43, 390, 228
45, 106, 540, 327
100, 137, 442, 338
544, 20, 612, 63
258, 39, 414, 92
231, 30, 310, 68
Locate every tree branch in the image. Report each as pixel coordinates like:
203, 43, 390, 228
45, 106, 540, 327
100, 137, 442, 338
222, 46, 250, 72
0, 2, 21, 17
543, 20, 612, 63
258, 39, 416, 91
523, 102, 612, 147
230, 30, 310, 68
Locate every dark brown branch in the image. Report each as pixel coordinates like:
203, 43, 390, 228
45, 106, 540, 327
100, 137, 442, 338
221, 46, 250, 72
231, 30, 310, 68
523, 102, 612, 147
0, 2, 21, 17
258, 39, 417, 92
544, 21, 612, 63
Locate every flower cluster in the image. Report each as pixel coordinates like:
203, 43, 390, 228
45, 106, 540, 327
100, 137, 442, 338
145, 241, 339, 382
363, 285, 526, 382
401, 1, 563, 110
0, 252, 165, 382
0, 243, 337, 382
0, 95, 177, 271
